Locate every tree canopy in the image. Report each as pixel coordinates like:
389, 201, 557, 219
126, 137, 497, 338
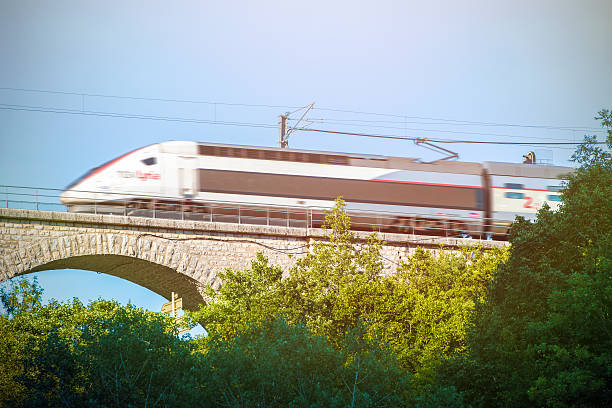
436, 109, 612, 407
192, 199, 508, 374
0, 278, 203, 407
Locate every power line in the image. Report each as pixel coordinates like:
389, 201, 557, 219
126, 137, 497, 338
1, 103, 605, 150
312, 106, 605, 132
0, 103, 278, 129
295, 127, 609, 146
1, 86, 604, 132
295, 118, 586, 142
292, 116, 603, 132
0, 86, 300, 110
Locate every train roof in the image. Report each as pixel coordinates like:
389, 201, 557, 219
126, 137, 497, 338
158, 141, 574, 177
483, 161, 572, 178
193, 141, 485, 174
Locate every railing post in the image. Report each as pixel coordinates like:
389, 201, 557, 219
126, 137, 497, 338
210, 206, 213, 222
267, 208, 269, 226
35, 189, 39, 211
286, 207, 289, 227
153, 200, 156, 218
238, 206, 241, 224
181, 200, 184, 221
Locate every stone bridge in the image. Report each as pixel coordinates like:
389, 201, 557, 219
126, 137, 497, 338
0, 208, 506, 310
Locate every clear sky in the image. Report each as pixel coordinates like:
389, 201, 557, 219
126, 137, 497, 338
1, 1, 611, 325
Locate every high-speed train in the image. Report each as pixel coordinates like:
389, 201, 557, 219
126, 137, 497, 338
60, 141, 572, 239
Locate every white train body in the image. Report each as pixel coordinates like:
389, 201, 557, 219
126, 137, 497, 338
60, 141, 571, 238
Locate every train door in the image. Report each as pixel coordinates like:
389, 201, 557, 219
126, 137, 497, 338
178, 156, 198, 198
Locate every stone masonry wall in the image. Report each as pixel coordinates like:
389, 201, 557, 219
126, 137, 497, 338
0, 208, 507, 309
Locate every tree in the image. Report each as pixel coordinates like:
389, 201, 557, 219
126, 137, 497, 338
193, 252, 284, 340
200, 318, 410, 407
369, 245, 508, 372
193, 198, 508, 374
0, 279, 204, 407
200, 318, 344, 407
437, 109, 612, 407
191, 199, 385, 347
278, 199, 385, 346
0, 277, 49, 406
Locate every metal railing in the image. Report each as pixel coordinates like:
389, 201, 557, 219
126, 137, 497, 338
0, 185, 508, 240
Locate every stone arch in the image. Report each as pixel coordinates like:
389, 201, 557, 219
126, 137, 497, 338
0, 233, 219, 311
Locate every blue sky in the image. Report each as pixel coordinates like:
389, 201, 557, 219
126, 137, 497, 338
1, 1, 611, 325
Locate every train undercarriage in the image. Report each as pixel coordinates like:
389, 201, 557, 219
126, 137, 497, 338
67, 198, 504, 241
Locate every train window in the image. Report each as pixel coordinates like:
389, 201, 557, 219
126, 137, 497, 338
326, 155, 349, 165
198, 145, 215, 155
308, 154, 322, 163
547, 185, 563, 192
504, 183, 524, 189
141, 157, 156, 166
246, 149, 260, 159
547, 195, 562, 201
264, 151, 279, 160
504, 192, 524, 199
232, 148, 245, 157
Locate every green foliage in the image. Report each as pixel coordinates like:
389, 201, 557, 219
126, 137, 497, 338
437, 109, 612, 407
201, 318, 410, 407
414, 385, 469, 408
278, 199, 385, 345
194, 252, 284, 340
338, 323, 411, 407
202, 318, 343, 407
370, 246, 507, 372
0, 279, 203, 407
570, 109, 612, 168
0, 277, 43, 317
191, 198, 385, 347
193, 198, 508, 375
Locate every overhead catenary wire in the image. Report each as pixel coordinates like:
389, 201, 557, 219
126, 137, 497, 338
0, 104, 278, 129
311, 106, 606, 132
0, 86, 301, 110
291, 116, 606, 132
1, 88, 608, 152
291, 118, 597, 142
0, 103, 603, 150
0, 86, 605, 132
294, 127, 609, 146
